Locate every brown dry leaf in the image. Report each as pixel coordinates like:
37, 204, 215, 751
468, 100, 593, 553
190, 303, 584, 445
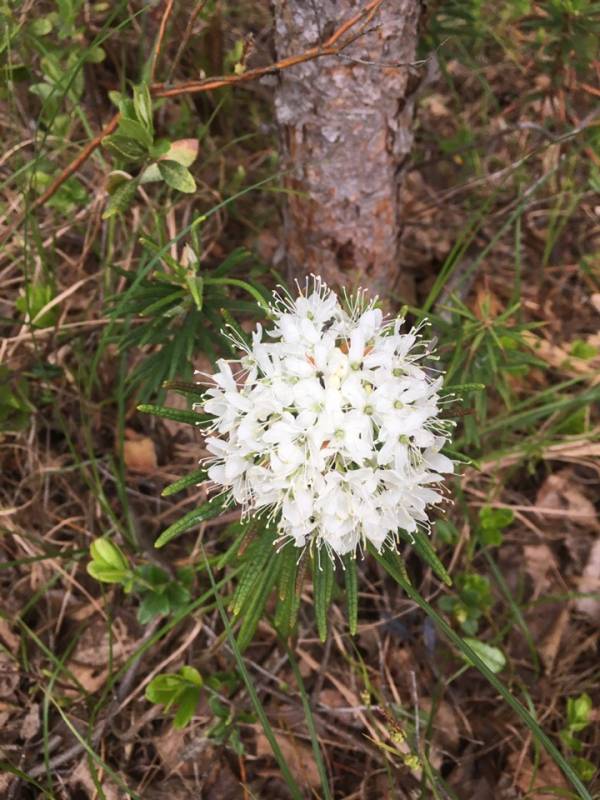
425, 699, 461, 751
0, 652, 19, 698
20, 702, 40, 740
66, 663, 111, 694
255, 228, 281, 265
422, 93, 449, 117
0, 618, 20, 653
538, 606, 569, 673
420, 699, 461, 771
255, 730, 321, 790
72, 617, 130, 666
591, 293, 600, 314
141, 780, 196, 800
523, 331, 600, 382
71, 757, 121, 800
576, 538, 600, 622
318, 687, 348, 710
65, 618, 132, 694
508, 750, 568, 796
123, 430, 158, 473
154, 726, 188, 771
535, 470, 597, 527
0, 701, 18, 729
523, 544, 556, 599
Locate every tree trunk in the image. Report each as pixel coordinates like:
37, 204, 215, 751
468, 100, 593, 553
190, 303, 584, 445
272, 0, 422, 298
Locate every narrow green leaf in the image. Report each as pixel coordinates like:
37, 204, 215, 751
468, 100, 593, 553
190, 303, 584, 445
201, 547, 304, 800
133, 83, 153, 133
231, 528, 275, 617
104, 134, 147, 161
285, 645, 333, 800
313, 552, 334, 643
158, 160, 196, 193
236, 554, 281, 651
116, 117, 153, 149
139, 289, 185, 316
102, 177, 139, 219
274, 543, 301, 638
162, 380, 208, 400
443, 383, 486, 392
373, 545, 411, 586
372, 548, 593, 800
137, 403, 209, 426
409, 531, 452, 586
161, 467, 208, 497
343, 555, 358, 636
155, 494, 229, 548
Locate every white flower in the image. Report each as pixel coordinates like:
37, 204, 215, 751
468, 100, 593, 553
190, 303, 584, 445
200, 276, 454, 559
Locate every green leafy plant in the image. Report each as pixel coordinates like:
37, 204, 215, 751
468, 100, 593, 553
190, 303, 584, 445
439, 572, 493, 635
107, 232, 270, 401
145, 664, 252, 749
476, 506, 514, 547
437, 297, 543, 447
15, 281, 57, 328
559, 693, 596, 782
87, 538, 133, 587
204, 673, 254, 754
0, 366, 35, 432
145, 666, 203, 729
87, 538, 191, 624
102, 85, 201, 218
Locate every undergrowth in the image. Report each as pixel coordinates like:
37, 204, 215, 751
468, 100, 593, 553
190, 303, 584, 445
1, 1, 599, 798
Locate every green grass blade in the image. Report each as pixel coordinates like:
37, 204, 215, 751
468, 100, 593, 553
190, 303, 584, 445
372, 550, 593, 800
201, 546, 304, 800
409, 532, 452, 586
47, 696, 143, 800
285, 644, 333, 800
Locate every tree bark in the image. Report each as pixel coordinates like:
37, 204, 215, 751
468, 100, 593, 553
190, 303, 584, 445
272, 0, 421, 297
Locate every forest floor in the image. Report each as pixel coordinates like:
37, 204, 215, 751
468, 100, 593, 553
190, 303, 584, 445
1, 2, 599, 799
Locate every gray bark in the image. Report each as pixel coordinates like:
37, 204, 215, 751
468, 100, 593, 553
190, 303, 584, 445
272, 0, 421, 297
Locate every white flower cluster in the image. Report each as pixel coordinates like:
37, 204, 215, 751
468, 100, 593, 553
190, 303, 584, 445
201, 278, 454, 558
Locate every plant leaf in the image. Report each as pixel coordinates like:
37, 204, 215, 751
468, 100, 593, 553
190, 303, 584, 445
161, 468, 208, 497
137, 403, 209, 426
102, 177, 139, 219
313, 553, 334, 643
462, 638, 506, 673
155, 494, 230, 548
158, 160, 196, 193
343, 555, 358, 636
